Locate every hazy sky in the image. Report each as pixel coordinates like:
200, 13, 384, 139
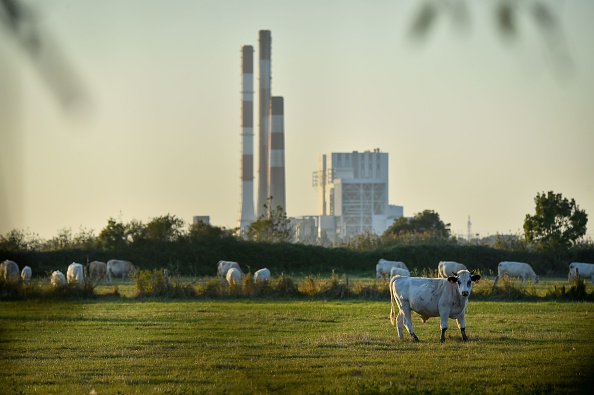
1, 0, 593, 240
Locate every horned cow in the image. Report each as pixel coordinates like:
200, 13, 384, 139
67, 262, 84, 288
389, 269, 481, 342
493, 261, 539, 286
390, 267, 410, 277
217, 260, 241, 278
254, 268, 271, 283
568, 262, 594, 284
107, 259, 136, 284
226, 267, 242, 285
437, 261, 467, 278
21, 266, 32, 282
89, 261, 107, 282
376, 259, 408, 279
1, 260, 20, 283
51, 270, 66, 287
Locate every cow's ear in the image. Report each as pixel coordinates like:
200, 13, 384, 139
471, 274, 481, 282
447, 276, 458, 284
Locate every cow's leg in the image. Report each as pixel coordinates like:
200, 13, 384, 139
401, 302, 419, 341
439, 312, 450, 342
456, 313, 468, 341
396, 311, 405, 339
493, 275, 499, 287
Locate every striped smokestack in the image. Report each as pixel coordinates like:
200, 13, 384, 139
268, 96, 285, 214
257, 30, 271, 217
238, 45, 255, 232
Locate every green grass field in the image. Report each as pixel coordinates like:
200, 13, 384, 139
1, 298, 593, 394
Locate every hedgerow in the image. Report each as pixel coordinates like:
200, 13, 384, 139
3, 272, 592, 302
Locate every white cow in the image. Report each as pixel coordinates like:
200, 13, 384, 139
21, 266, 32, 282
89, 261, 107, 281
568, 262, 594, 284
438, 261, 467, 278
1, 260, 20, 283
390, 269, 481, 342
67, 262, 84, 288
254, 268, 271, 283
390, 267, 410, 277
226, 267, 242, 285
106, 259, 136, 284
493, 261, 539, 286
217, 260, 241, 278
50, 270, 66, 287
376, 259, 408, 279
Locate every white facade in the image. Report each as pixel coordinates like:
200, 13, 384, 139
313, 149, 394, 240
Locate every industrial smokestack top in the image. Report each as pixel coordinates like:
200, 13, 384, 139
259, 30, 271, 59
242, 45, 253, 73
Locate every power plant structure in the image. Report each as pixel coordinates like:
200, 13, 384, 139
238, 30, 286, 232
257, 30, 272, 218
238, 45, 256, 233
311, 149, 403, 242
268, 96, 285, 213
235, 31, 403, 242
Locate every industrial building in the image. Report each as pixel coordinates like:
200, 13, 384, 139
309, 149, 403, 243
234, 31, 403, 243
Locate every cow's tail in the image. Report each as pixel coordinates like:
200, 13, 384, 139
389, 276, 397, 326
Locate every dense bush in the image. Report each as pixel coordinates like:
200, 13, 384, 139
2, 237, 593, 282
3, 273, 593, 302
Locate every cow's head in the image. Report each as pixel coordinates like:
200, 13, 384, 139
447, 270, 481, 298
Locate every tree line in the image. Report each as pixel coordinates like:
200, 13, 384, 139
0, 191, 591, 277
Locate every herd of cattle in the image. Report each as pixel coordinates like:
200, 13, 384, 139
1, 257, 593, 342
0, 259, 137, 288
0, 259, 271, 288
377, 258, 594, 342
217, 260, 271, 285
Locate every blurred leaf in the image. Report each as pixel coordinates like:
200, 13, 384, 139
410, 3, 437, 40
532, 1, 556, 31
497, 1, 516, 38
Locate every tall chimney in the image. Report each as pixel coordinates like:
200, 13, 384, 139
238, 45, 255, 232
257, 30, 272, 217
268, 96, 286, 214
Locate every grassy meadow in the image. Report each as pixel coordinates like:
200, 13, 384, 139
1, 297, 593, 394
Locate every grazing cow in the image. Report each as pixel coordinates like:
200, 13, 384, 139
438, 261, 467, 278
217, 260, 241, 278
390, 267, 410, 278
89, 261, 107, 282
568, 262, 594, 284
106, 259, 136, 284
376, 259, 408, 279
67, 262, 84, 288
21, 266, 32, 282
390, 269, 481, 342
226, 267, 242, 285
1, 260, 20, 283
493, 261, 539, 286
50, 270, 66, 287
254, 268, 271, 283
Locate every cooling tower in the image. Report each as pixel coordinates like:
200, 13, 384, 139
268, 96, 286, 213
257, 30, 272, 217
238, 45, 255, 232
